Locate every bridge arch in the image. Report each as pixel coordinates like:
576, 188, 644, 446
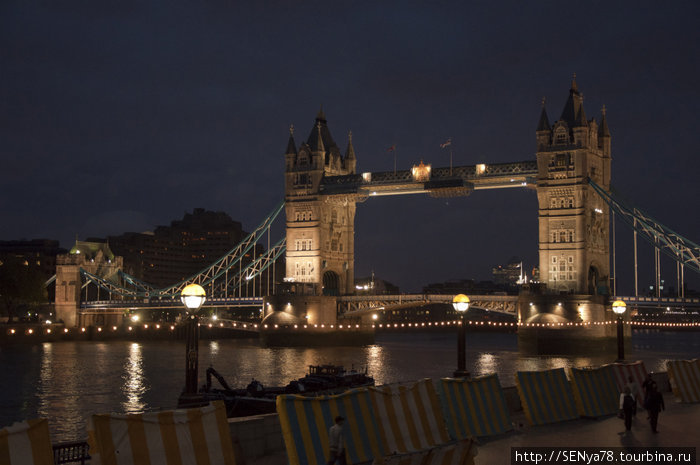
322, 271, 340, 296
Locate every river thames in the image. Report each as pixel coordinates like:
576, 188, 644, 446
1, 329, 698, 443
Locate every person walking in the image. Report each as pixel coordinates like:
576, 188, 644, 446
646, 383, 665, 433
328, 415, 347, 465
625, 375, 641, 416
641, 373, 655, 407
619, 386, 636, 433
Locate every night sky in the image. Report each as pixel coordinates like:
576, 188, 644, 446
2, 1, 699, 293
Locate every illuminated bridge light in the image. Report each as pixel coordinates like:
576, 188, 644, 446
97, 327, 102, 332
170, 325, 175, 330
112, 326, 117, 331
128, 326, 133, 331
81, 327, 86, 332
10, 329, 15, 334
46, 329, 51, 334
27, 329, 33, 334
64, 328, 69, 333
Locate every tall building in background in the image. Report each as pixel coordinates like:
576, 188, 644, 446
0, 239, 66, 280
102, 209, 245, 288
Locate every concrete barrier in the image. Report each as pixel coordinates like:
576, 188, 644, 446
228, 413, 285, 463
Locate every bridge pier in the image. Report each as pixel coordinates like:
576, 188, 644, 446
260, 294, 374, 346
517, 290, 630, 355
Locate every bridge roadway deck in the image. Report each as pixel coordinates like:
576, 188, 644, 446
80, 296, 264, 310
339, 294, 519, 316
320, 160, 538, 198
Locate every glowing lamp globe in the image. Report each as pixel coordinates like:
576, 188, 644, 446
452, 294, 470, 313
612, 300, 627, 315
181, 284, 206, 311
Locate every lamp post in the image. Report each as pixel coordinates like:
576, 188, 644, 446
181, 283, 206, 395
612, 300, 627, 362
453, 294, 470, 378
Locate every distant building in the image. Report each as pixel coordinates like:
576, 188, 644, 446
492, 257, 523, 288
100, 208, 246, 288
0, 239, 66, 279
354, 273, 399, 295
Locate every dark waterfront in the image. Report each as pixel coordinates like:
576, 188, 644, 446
1, 329, 699, 443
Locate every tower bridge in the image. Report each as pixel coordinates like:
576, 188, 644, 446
52, 77, 700, 351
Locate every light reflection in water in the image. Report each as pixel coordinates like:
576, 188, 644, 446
122, 343, 146, 413
5, 330, 699, 444
365, 344, 384, 380
37, 343, 53, 419
209, 341, 220, 357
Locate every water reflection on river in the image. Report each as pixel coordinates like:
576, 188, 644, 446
1, 330, 698, 442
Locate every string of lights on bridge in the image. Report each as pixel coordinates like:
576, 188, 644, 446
5, 319, 700, 336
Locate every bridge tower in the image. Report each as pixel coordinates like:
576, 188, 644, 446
535, 77, 612, 295
55, 240, 123, 327
284, 109, 357, 296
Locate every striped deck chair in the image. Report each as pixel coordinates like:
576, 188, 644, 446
439, 374, 512, 439
88, 400, 237, 465
568, 366, 619, 418
515, 368, 578, 426
0, 419, 54, 465
667, 359, 700, 403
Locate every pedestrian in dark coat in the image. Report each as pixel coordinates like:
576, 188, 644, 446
619, 386, 635, 432
645, 383, 665, 433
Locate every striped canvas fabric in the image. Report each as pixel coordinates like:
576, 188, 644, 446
0, 419, 54, 465
88, 400, 237, 465
367, 379, 452, 455
439, 374, 512, 438
276, 388, 384, 465
604, 361, 647, 392
569, 366, 619, 417
667, 359, 700, 403
515, 368, 578, 426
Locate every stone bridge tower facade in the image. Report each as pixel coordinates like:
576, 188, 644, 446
535, 77, 612, 295
284, 109, 357, 296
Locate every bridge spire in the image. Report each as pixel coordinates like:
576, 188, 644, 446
286, 124, 297, 155
537, 97, 550, 132
345, 130, 356, 173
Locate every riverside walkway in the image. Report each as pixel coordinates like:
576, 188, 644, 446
245, 393, 700, 465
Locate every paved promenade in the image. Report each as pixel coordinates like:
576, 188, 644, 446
248, 394, 700, 464
477, 396, 700, 464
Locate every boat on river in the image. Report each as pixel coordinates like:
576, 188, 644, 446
198, 364, 374, 417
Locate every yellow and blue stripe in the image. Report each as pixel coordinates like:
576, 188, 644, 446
516, 368, 577, 426
569, 366, 619, 417
439, 374, 512, 439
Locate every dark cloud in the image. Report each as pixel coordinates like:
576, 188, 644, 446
1, 0, 699, 292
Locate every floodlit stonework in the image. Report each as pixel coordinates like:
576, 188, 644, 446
284, 109, 357, 295
535, 76, 612, 294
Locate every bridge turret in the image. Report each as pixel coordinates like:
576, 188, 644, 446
598, 105, 611, 158
536, 98, 551, 150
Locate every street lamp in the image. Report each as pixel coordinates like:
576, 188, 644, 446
453, 294, 470, 378
612, 300, 627, 362
181, 283, 206, 396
